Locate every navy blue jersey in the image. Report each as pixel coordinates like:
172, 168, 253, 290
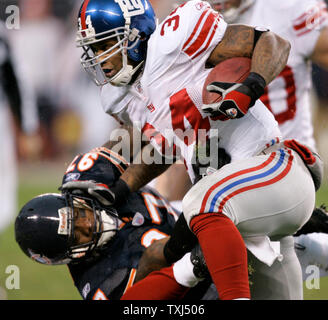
68, 186, 179, 300
63, 147, 213, 299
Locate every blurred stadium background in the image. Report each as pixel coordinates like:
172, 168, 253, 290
0, 0, 327, 300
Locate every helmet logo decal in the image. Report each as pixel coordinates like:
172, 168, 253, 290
114, 0, 145, 17
58, 208, 70, 235
63, 173, 81, 183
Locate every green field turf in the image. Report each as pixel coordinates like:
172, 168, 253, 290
0, 162, 327, 300
0, 161, 82, 300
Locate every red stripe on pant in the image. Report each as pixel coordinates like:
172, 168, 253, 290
121, 266, 189, 300
190, 213, 250, 300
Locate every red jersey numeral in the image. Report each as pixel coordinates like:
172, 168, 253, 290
160, 3, 186, 36
260, 65, 297, 124
160, 15, 180, 36
169, 89, 210, 146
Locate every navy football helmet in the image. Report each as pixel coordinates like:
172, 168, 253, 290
15, 193, 120, 265
76, 0, 156, 86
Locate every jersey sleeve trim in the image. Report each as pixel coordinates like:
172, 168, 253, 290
122, 268, 137, 295
292, 1, 328, 37
182, 7, 223, 59
89, 147, 130, 174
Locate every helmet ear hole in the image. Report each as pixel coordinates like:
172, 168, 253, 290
139, 32, 147, 41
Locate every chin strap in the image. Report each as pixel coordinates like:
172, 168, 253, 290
110, 61, 144, 86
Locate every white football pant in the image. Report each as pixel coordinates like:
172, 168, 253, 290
183, 145, 316, 299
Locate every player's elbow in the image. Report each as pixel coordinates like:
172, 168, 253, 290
261, 31, 291, 68
278, 34, 291, 59
270, 32, 291, 61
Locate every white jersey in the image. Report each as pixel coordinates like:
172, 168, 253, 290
235, 0, 328, 150
101, 0, 281, 182
141, 0, 280, 182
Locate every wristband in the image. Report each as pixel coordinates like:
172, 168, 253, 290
242, 72, 266, 100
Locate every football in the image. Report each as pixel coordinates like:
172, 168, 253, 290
202, 57, 251, 104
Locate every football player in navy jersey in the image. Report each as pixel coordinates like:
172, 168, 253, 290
15, 147, 213, 300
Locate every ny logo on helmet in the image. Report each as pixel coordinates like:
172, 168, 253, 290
114, 0, 145, 16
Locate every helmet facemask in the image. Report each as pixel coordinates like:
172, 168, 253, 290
63, 193, 121, 263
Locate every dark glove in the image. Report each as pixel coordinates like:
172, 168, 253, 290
192, 137, 231, 183
61, 178, 130, 207
190, 243, 210, 279
294, 205, 328, 236
202, 72, 266, 119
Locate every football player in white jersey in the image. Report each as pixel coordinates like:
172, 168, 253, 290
152, 0, 328, 210
65, 0, 323, 299
209, 0, 328, 284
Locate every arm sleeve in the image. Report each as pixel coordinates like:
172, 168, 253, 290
179, 0, 228, 63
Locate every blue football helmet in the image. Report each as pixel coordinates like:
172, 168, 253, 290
76, 0, 157, 86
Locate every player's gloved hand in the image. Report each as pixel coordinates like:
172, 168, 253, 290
190, 243, 210, 279
61, 178, 131, 207
202, 72, 266, 119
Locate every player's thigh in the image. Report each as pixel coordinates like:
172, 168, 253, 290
249, 236, 303, 300
182, 150, 315, 237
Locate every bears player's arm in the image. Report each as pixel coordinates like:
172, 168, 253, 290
310, 26, 328, 69
103, 130, 171, 192
135, 237, 170, 283
207, 24, 291, 85
102, 125, 171, 192
120, 143, 171, 193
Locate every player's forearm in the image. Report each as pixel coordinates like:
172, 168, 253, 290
251, 31, 291, 84
135, 237, 170, 283
208, 25, 291, 85
120, 144, 171, 192
120, 162, 170, 192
